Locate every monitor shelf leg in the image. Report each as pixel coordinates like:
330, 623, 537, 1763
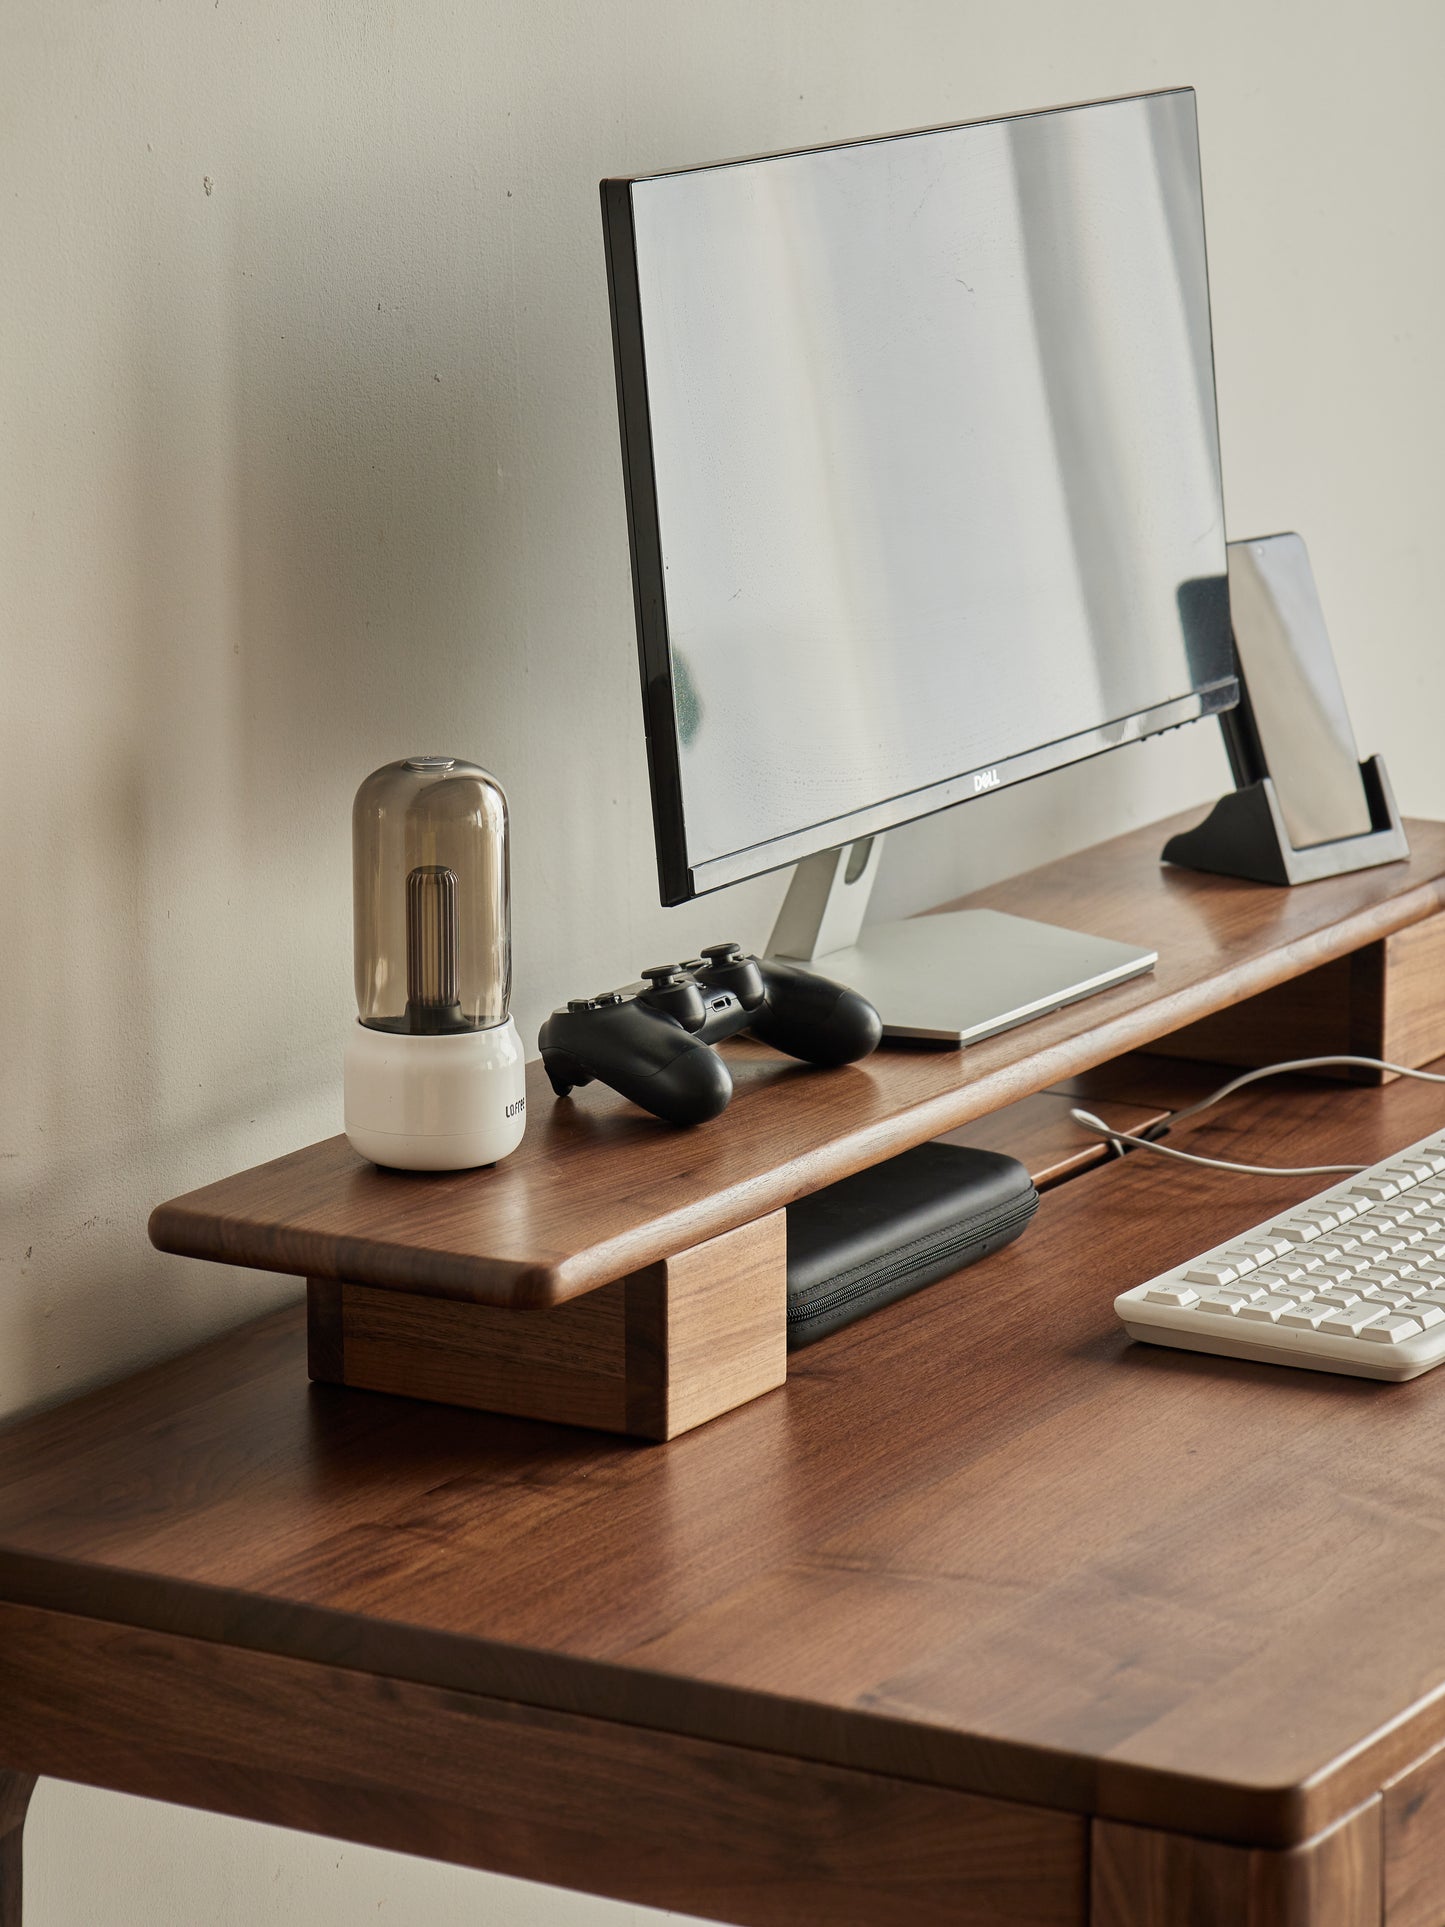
307, 1212, 788, 1442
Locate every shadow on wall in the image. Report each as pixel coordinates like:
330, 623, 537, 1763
4, 128, 641, 1412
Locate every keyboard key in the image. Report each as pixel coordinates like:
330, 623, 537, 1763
1269, 1221, 1321, 1245
1307, 1262, 1358, 1288
1408, 1287, 1445, 1309
1273, 1283, 1319, 1303
1364, 1256, 1420, 1282
1355, 1208, 1408, 1234
1296, 1205, 1347, 1231
1319, 1304, 1388, 1336
1307, 1238, 1357, 1263
1145, 1284, 1200, 1306
1198, 1296, 1243, 1316
1349, 1178, 1401, 1203
1237, 1296, 1296, 1323
1257, 1263, 1319, 1290
1184, 1259, 1246, 1287
1311, 1288, 1363, 1309
1360, 1314, 1424, 1344
1355, 1232, 1408, 1257
1401, 1302, 1445, 1329
1234, 1235, 1293, 1262
1279, 1303, 1332, 1328
1334, 1250, 1376, 1274
1353, 1276, 1414, 1306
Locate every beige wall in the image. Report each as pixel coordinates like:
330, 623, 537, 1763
4, 1, 1443, 1919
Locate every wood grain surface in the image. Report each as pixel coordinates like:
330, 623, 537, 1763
1091, 1804, 1381, 1927
1382, 1738, 1445, 1927
314, 1213, 788, 1439
0, 1775, 33, 1927
17, 1062, 1445, 1853
147, 814, 1445, 1306
1152, 907, 1445, 1083
0, 1602, 1085, 1927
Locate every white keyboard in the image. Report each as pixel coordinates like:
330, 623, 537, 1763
1115, 1129, 1445, 1381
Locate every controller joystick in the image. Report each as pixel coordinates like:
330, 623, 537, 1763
538, 949, 882, 1126
637, 964, 709, 1030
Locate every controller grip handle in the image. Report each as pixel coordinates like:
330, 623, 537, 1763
625, 1039, 734, 1125
749, 960, 883, 1067
539, 1007, 734, 1126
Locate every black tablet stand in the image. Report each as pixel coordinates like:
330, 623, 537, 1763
1163, 752, 1409, 886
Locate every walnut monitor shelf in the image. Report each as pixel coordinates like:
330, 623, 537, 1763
151, 810, 1445, 1437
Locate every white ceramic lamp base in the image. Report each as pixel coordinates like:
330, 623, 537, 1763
343, 1018, 527, 1170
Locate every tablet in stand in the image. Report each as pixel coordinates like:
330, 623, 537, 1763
1164, 533, 1409, 886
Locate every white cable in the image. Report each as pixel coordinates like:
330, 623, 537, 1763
1067, 1107, 1366, 1178
1070, 1054, 1445, 1180
1140, 1056, 1445, 1138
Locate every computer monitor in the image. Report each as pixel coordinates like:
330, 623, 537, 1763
602, 88, 1236, 1041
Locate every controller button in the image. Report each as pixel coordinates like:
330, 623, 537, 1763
596, 990, 624, 1006
566, 998, 599, 1013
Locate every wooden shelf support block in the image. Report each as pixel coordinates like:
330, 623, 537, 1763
1090, 1804, 1381, 1927
307, 1211, 788, 1441
1152, 907, 1445, 1082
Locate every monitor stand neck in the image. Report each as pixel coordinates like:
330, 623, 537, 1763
767, 837, 886, 961
767, 834, 1158, 1045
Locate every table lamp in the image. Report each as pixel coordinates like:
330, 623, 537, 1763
344, 756, 526, 1170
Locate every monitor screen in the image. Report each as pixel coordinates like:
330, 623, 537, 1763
602, 88, 1235, 904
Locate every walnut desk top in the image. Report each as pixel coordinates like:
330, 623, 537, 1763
8, 1066, 1445, 1921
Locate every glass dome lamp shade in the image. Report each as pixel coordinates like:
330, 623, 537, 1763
353, 756, 511, 1034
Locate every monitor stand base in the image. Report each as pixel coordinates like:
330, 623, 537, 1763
767, 839, 1157, 1044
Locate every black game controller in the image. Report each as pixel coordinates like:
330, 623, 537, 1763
538, 944, 882, 1125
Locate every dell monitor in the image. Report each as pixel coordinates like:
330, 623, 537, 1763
602, 87, 1235, 1040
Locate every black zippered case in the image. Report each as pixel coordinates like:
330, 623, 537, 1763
785, 1141, 1039, 1349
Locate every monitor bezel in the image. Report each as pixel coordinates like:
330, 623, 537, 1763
601, 87, 1238, 906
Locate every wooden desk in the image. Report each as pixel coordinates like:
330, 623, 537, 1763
8, 1065, 1445, 1923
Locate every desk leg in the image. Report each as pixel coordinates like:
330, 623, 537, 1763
1091, 1804, 1381, 1925
0, 1774, 36, 1927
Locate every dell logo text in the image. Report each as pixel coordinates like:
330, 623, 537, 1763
973, 768, 1001, 793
